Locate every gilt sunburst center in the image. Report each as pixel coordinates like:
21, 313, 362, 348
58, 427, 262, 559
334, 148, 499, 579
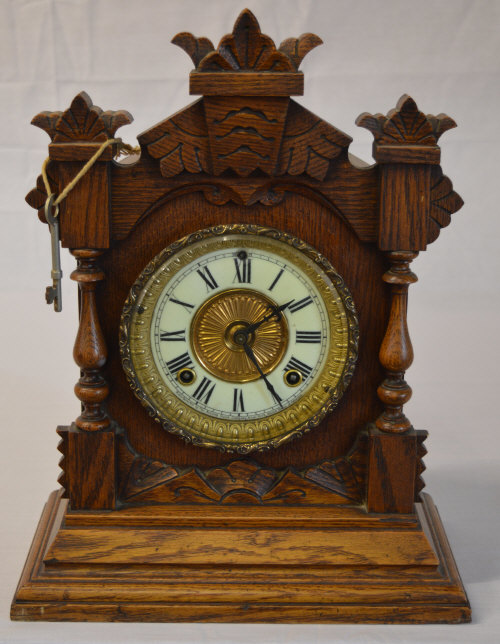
191, 289, 288, 383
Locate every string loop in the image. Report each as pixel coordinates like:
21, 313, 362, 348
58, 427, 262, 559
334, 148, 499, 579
41, 138, 140, 218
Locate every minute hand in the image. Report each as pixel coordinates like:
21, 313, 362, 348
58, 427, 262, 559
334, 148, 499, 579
245, 300, 294, 336
242, 342, 283, 408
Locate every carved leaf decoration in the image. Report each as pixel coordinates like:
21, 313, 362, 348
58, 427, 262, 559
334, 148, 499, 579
31, 91, 132, 142
428, 166, 464, 243
100, 109, 134, 137
278, 101, 352, 180
171, 32, 215, 67
354, 112, 387, 139
357, 94, 458, 149
117, 432, 367, 506
137, 99, 210, 176
26, 174, 49, 210
225, 9, 274, 69
53, 91, 107, 142
198, 184, 241, 206
139, 99, 352, 181
278, 33, 323, 68
204, 461, 279, 499
176, 9, 316, 72
426, 113, 457, 141
261, 469, 357, 505
254, 50, 295, 72
304, 460, 360, 501
25, 163, 57, 223
385, 95, 436, 144
122, 457, 180, 501
225, 9, 292, 71
196, 50, 235, 72
31, 110, 62, 139
357, 95, 435, 145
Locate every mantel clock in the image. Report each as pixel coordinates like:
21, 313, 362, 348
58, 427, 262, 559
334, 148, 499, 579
12, 10, 470, 624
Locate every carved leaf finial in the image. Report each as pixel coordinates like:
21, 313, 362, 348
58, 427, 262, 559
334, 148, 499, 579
30, 91, 133, 143
172, 8, 321, 72
31, 110, 63, 139
278, 33, 323, 68
356, 94, 456, 146
171, 32, 215, 67
426, 113, 457, 141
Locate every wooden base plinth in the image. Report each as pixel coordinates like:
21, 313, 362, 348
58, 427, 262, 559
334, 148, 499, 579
11, 490, 470, 623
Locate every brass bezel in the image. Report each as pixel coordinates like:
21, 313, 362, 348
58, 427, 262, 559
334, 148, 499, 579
119, 224, 359, 453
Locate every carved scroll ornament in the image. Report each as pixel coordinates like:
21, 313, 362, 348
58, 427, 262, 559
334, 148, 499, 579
118, 432, 368, 506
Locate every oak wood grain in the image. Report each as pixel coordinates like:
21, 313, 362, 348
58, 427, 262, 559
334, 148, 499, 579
70, 250, 109, 432
66, 427, 116, 510
366, 427, 417, 513
11, 490, 470, 623
190, 72, 303, 96
376, 251, 418, 434
99, 190, 388, 468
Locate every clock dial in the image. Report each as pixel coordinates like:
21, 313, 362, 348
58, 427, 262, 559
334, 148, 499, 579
120, 225, 358, 452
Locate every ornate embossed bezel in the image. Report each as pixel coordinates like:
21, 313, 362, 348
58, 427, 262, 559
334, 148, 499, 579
119, 224, 358, 453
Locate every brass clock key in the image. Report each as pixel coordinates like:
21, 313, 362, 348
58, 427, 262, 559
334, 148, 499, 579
44, 194, 63, 312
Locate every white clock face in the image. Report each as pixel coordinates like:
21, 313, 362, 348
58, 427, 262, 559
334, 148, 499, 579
150, 243, 329, 421
121, 225, 358, 452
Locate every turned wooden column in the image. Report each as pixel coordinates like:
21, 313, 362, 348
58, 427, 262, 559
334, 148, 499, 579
24, 92, 132, 510
71, 249, 109, 431
376, 251, 418, 433
366, 251, 419, 513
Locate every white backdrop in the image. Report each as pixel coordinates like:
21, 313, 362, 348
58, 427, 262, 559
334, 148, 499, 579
1, 1, 499, 642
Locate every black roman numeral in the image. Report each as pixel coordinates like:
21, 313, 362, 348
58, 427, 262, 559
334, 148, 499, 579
288, 296, 313, 314
193, 377, 216, 405
166, 352, 193, 374
196, 266, 218, 291
233, 257, 252, 283
170, 297, 195, 313
296, 331, 322, 344
284, 356, 313, 379
268, 268, 284, 291
160, 330, 186, 342
233, 388, 245, 412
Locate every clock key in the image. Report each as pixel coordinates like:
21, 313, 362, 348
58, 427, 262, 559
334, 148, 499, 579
44, 195, 63, 312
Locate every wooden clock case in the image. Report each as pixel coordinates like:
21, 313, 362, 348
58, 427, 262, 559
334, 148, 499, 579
12, 10, 470, 624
